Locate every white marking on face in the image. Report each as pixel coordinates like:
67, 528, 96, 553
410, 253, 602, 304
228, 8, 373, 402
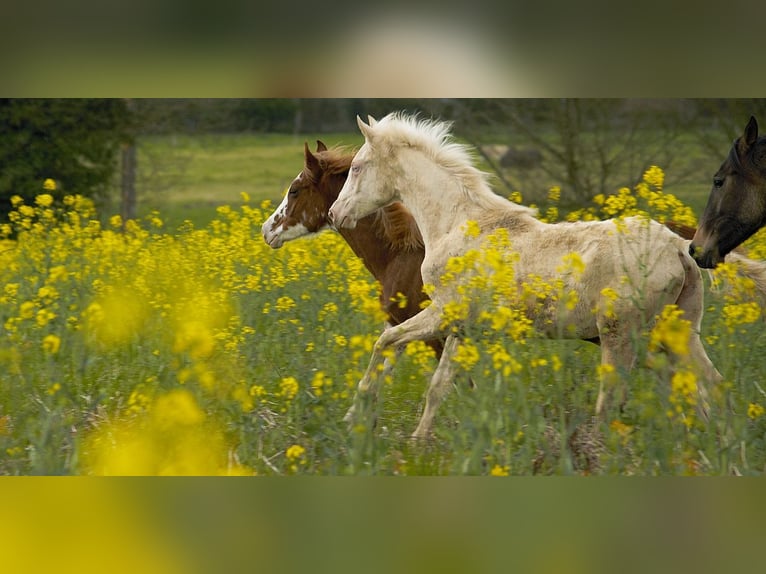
261, 171, 311, 248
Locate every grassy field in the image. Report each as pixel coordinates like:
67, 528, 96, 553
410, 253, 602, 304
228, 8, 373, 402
127, 132, 365, 228
2, 132, 766, 476
122, 131, 719, 228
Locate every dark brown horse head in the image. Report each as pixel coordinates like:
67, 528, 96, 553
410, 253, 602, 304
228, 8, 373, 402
690, 116, 766, 268
262, 141, 353, 248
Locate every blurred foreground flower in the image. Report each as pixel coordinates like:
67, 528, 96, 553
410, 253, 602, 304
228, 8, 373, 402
81, 389, 251, 476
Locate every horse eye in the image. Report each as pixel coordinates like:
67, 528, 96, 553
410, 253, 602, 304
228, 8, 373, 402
713, 177, 724, 189
351, 164, 361, 175
288, 187, 299, 196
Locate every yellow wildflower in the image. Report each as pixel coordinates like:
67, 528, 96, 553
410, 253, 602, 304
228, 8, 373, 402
462, 220, 481, 239
650, 305, 691, 356
279, 376, 299, 401
557, 252, 586, 280
42, 334, 61, 354
490, 464, 510, 476
452, 339, 480, 371
35, 194, 54, 208
275, 296, 296, 312
748, 403, 765, 420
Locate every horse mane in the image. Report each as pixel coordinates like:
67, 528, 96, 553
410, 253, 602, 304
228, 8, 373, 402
302, 145, 356, 182
301, 142, 424, 251
375, 202, 424, 252
372, 112, 537, 216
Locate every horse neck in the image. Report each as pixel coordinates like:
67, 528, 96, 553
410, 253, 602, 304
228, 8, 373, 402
338, 217, 399, 281
395, 155, 490, 250
320, 172, 401, 281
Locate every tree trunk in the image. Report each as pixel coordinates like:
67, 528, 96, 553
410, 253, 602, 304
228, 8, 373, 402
120, 141, 136, 224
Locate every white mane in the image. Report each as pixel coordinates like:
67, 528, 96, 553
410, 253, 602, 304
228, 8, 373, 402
372, 112, 537, 216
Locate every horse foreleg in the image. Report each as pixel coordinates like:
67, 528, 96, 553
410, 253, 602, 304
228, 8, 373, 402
344, 304, 444, 426
411, 335, 461, 439
342, 341, 403, 425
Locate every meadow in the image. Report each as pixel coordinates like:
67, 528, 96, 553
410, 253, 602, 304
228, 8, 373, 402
2, 134, 766, 476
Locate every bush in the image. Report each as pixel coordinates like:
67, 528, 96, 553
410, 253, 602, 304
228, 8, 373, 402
0, 99, 131, 220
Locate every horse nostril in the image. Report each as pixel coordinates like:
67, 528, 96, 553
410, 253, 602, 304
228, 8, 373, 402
688, 244, 696, 258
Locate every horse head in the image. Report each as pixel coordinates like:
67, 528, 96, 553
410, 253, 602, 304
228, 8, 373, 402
691, 116, 766, 268
262, 141, 350, 248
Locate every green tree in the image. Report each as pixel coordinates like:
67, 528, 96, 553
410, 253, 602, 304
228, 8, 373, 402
0, 99, 131, 219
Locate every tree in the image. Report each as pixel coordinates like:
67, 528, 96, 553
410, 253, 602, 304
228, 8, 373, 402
421, 99, 701, 208
0, 99, 131, 219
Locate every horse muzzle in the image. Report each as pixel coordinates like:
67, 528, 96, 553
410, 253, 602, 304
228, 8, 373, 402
328, 203, 358, 230
261, 222, 284, 249
689, 243, 721, 269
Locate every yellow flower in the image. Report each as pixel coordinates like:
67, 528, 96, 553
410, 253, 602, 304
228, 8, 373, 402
748, 403, 765, 420
642, 165, 664, 190
721, 301, 761, 333
279, 376, 299, 401
462, 219, 481, 239
36, 308, 56, 328
598, 287, 619, 319
391, 292, 408, 310
311, 371, 331, 396
557, 252, 586, 280
609, 419, 632, 437
42, 334, 61, 354
42, 178, 56, 191
286, 444, 306, 461
275, 296, 296, 312
452, 339, 480, 371
650, 305, 691, 356
490, 464, 510, 476
671, 370, 697, 400
36, 193, 54, 207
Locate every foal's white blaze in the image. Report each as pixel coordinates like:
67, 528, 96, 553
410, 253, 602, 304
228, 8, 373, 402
261, 172, 304, 248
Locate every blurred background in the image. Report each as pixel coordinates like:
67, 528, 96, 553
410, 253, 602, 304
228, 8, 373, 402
2, 98, 764, 229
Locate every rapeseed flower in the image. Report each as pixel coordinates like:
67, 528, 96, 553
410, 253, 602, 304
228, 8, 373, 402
748, 403, 765, 420
490, 464, 510, 476
649, 305, 691, 356
41, 334, 61, 354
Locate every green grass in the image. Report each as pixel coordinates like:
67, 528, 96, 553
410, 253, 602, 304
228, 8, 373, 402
119, 130, 720, 229
127, 132, 364, 228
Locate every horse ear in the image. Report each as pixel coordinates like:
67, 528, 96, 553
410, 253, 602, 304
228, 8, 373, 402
745, 116, 759, 146
316, 140, 328, 152
304, 141, 321, 174
738, 116, 759, 156
367, 115, 378, 126
357, 115, 375, 142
